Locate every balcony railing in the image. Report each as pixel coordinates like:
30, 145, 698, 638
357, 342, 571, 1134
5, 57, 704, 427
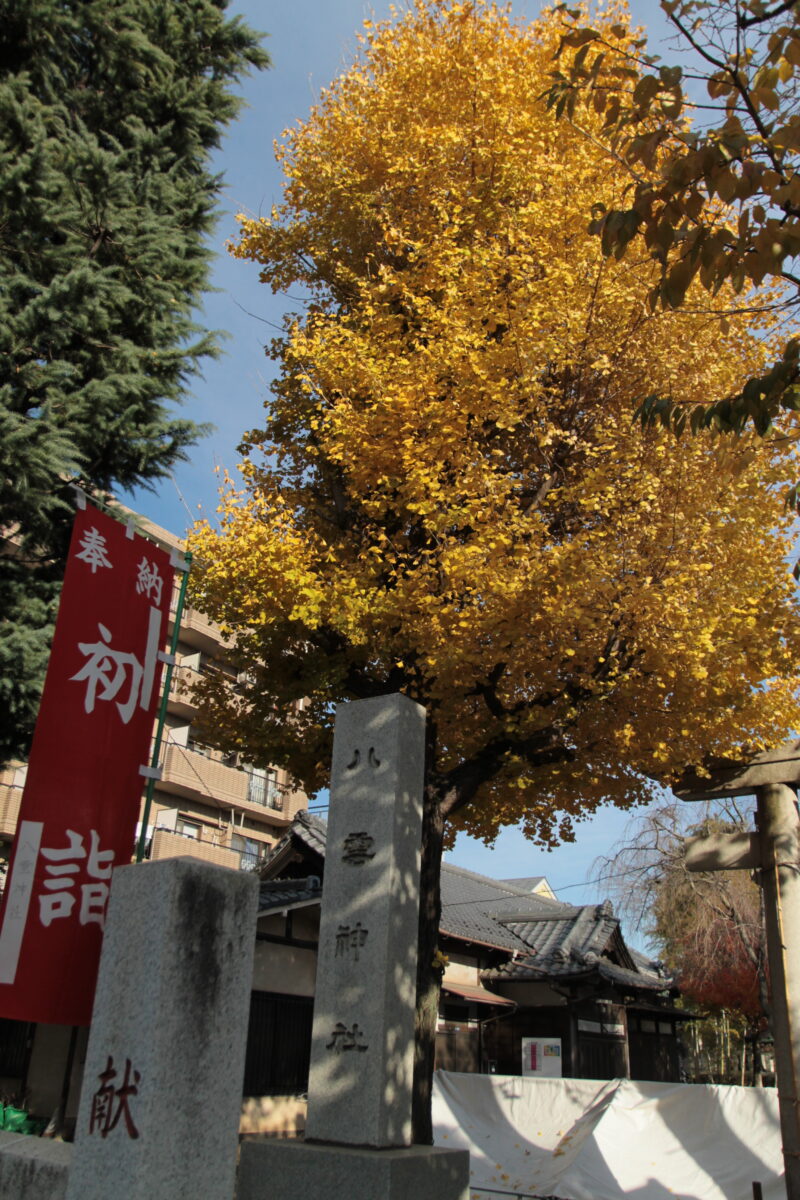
244, 772, 287, 812
147, 824, 270, 873
167, 664, 202, 717
0, 784, 22, 840
161, 742, 249, 807
178, 603, 222, 644
238, 848, 270, 873
158, 744, 293, 824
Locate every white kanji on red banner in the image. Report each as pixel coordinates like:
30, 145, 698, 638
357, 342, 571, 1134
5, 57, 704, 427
135, 557, 164, 605
39, 829, 114, 929
75, 527, 113, 574
0, 502, 175, 1024
70, 607, 162, 724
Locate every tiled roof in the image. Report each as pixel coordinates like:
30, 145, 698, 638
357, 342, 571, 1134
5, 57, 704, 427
500, 876, 547, 891
291, 810, 329, 856
263, 809, 328, 876
485, 952, 672, 992
629, 947, 672, 988
440, 863, 568, 952
483, 901, 673, 991
262, 813, 672, 990
494, 899, 617, 967
259, 876, 322, 913
596, 959, 672, 990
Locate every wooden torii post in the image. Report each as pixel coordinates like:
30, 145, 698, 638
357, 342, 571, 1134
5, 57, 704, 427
674, 741, 800, 1200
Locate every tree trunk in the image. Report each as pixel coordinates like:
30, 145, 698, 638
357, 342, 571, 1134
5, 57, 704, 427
411, 782, 446, 1144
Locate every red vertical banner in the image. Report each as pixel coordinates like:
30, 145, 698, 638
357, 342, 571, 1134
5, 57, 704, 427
0, 504, 175, 1024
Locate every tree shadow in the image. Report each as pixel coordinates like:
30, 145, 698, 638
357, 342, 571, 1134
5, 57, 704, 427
434, 1072, 784, 1200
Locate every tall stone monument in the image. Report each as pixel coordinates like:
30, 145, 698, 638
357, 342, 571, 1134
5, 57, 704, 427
238, 693, 469, 1200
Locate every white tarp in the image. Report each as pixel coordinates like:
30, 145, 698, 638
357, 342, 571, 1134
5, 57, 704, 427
432, 1071, 783, 1200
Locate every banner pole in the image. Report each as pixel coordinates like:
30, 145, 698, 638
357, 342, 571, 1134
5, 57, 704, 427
135, 550, 192, 864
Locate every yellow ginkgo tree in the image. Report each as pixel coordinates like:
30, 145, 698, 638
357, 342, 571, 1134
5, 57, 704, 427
189, 0, 800, 1139
546, 0, 800, 439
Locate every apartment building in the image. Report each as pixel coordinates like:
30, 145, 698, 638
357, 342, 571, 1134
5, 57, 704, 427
0, 511, 308, 884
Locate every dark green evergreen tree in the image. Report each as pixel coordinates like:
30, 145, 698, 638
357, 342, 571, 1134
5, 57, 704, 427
0, 0, 269, 760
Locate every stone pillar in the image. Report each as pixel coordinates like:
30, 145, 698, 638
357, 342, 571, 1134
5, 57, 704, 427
306, 692, 425, 1148
757, 784, 800, 1200
238, 694, 469, 1200
65, 856, 258, 1200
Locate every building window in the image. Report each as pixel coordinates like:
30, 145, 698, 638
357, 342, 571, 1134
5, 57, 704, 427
243, 992, 313, 1096
245, 767, 282, 811
231, 834, 263, 872
186, 737, 212, 759
175, 819, 201, 840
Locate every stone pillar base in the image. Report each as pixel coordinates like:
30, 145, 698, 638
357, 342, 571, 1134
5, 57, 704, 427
0, 1130, 72, 1200
237, 1139, 469, 1200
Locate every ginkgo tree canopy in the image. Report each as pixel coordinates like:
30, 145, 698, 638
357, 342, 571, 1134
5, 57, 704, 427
546, 0, 800, 440
189, 0, 800, 850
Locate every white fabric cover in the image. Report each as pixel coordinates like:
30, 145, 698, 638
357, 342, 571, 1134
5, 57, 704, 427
432, 1071, 783, 1199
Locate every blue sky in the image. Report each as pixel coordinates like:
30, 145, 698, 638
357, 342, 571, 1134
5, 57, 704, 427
127, 1, 691, 930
